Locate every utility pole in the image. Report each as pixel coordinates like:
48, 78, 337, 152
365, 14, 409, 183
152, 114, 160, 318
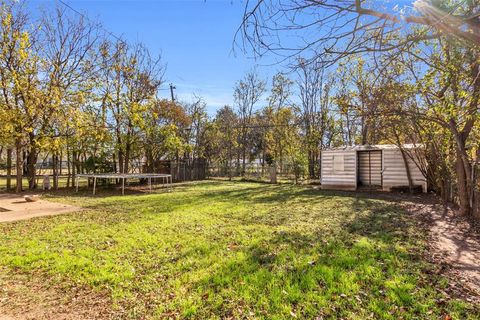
169, 83, 176, 102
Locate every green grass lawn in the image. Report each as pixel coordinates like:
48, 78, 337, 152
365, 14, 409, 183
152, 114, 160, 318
0, 181, 477, 319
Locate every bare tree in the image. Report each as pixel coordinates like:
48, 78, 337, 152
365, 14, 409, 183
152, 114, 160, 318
238, 0, 480, 65
234, 69, 266, 175
214, 106, 239, 178
296, 59, 334, 177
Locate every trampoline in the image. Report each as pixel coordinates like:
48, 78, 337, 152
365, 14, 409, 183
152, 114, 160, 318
75, 173, 173, 195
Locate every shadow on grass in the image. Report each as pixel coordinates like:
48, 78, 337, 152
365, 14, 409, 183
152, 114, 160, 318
46, 181, 437, 228
190, 225, 432, 319
46, 179, 433, 207
167, 190, 455, 319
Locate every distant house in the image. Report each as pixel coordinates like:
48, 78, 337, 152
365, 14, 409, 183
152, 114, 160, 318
320, 144, 427, 192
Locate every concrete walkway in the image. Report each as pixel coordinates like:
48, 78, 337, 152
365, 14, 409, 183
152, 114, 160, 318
0, 194, 80, 223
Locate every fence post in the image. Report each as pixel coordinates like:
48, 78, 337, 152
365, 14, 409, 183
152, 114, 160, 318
170, 161, 175, 182
270, 164, 277, 184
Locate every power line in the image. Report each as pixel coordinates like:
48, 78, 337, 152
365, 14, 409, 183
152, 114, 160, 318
56, 0, 174, 95
57, 0, 126, 44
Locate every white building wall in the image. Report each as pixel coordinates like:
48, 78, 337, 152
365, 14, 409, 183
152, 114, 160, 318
382, 149, 427, 192
321, 150, 357, 190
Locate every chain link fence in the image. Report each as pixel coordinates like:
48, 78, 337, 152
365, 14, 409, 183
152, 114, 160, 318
206, 162, 314, 184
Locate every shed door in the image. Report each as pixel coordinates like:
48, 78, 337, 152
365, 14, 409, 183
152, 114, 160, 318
358, 151, 382, 187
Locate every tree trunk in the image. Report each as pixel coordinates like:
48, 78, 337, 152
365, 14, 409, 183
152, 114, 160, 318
228, 146, 233, 181
22, 149, 27, 175
15, 140, 22, 193
118, 150, 124, 174
6, 148, 12, 190
440, 178, 449, 204
144, 145, 153, 173
308, 150, 315, 179
72, 150, 77, 178
279, 149, 283, 175
242, 147, 246, 176
26, 150, 37, 189
66, 148, 71, 188
261, 148, 265, 176
400, 148, 414, 193
52, 153, 58, 190
394, 129, 414, 193
450, 122, 474, 216
124, 142, 131, 174
59, 150, 63, 176
456, 153, 470, 215
26, 135, 38, 189
236, 150, 240, 176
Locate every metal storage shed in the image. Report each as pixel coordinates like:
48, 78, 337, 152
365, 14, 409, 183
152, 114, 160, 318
320, 144, 427, 192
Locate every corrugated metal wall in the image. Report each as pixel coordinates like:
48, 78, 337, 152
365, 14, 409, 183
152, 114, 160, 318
382, 149, 426, 192
321, 150, 357, 190
357, 151, 382, 187
320, 147, 427, 192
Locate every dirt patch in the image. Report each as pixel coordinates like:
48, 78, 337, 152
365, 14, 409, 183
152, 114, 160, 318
388, 194, 480, 301
0, 268, 119, 320
0, 194, 80, 223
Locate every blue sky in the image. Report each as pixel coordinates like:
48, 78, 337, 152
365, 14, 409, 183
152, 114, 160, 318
28, 0, 282, 114
27, 1, 419, 115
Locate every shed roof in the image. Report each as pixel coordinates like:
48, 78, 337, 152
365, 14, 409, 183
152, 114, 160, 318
323, 144, 423, 151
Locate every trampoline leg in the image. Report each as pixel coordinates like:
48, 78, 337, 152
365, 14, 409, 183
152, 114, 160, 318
149, 177, 152, 192
122, 177, 125, 195
75, 176, 79, 192
93, 177, 97, 195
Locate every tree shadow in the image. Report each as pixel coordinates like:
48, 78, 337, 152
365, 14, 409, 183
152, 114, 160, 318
49, 181, 437, 231
186, 224, 438, 318
144, 188, 452, 318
